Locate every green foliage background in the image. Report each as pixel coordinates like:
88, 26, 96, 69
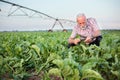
0, 30, 120, 80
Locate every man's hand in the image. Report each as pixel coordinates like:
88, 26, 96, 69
84, 36, 92, 44
74, 38, 80, 45
68, 38, 80, 45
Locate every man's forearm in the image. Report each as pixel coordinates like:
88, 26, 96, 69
92, 30, 101, 38
68, 38, 75, 44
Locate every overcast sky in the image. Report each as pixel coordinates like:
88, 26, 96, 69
0, 0, 120, 31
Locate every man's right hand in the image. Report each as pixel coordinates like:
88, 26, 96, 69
68, 38, 80, 45
74, 38, 80, 44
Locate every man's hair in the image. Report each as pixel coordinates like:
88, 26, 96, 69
76, 13, 86, 19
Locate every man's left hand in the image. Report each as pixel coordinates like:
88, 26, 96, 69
84, 36, 92, 43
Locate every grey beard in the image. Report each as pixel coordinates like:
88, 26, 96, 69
81, 26, 87, 30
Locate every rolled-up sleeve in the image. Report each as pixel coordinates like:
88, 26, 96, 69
70, 26, 77, 38
87, 18, 100, 31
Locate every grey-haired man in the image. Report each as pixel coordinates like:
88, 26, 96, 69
68, 13, 102, 48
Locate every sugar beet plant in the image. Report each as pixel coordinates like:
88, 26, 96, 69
0, 30, 120, 80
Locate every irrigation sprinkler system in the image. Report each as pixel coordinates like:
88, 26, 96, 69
0, 0, 76, 31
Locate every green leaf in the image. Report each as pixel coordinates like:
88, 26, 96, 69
115, 54, 118, 64
52, 59, 64, 69
81, 69, 103, 80
62, 65, 73, 77
64, 58, 79, 68
111, 70, 120, 79
82, 62, 96, 70
47, 53, 61, 62
0, 55, 3, 66
72, 69, 80, 80
31, 44, 40, 57
103, 53, 112, 59
25, 52, 32, 62
81, 44, 87, 52
48, 68, 61, 77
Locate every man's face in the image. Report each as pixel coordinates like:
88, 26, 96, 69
77, 16, 86, 28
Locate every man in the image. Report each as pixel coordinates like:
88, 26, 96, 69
68, 13, 102, 48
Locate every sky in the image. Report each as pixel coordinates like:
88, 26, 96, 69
0, 0, 120, 31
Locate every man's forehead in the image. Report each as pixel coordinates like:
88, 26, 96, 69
77, 16, 86, 21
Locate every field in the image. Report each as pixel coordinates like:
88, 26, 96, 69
0, 30, 120, 80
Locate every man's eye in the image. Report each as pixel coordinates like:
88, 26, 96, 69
79, 22, 85, 24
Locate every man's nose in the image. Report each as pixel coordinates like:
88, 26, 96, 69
80, 24, 85, 26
